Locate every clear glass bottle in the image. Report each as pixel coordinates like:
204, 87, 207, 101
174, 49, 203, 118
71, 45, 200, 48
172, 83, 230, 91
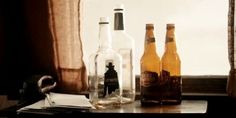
140, 24, 161, 106
161, 24, 182, 105
112, 4, 135, 104
89, 17, 122, 109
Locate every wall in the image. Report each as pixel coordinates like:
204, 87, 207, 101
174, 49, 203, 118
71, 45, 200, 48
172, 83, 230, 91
81, 0, 229, 75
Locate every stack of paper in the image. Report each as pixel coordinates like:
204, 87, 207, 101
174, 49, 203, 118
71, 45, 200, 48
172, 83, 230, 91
17, 92, 95, 112
44, 92, 94, 109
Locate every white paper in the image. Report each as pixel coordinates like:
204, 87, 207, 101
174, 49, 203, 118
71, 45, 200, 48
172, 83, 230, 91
18, 100, 45, 111
44, 92, 94, 109
17, 92, 95, 112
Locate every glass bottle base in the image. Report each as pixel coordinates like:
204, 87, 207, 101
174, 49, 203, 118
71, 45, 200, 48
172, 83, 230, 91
121, 90, 135, 104
140, 98, 182, 106
92, 99, 121, 109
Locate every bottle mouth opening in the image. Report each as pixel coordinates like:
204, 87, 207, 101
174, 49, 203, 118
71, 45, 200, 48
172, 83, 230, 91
99, 17, 110, 24
114, 4, 124, 11
146, 24, 154, 29
166, 24, 175, 29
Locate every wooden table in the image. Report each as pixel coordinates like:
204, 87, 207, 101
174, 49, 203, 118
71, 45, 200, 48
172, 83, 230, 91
92, 100, 207, 113
17, 100, 208, 118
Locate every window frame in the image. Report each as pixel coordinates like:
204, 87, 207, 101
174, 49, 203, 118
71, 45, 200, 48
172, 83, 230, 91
82, 0, 230, 98
135, 75, 228, 99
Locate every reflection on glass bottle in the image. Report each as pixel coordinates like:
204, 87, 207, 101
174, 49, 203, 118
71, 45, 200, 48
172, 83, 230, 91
89, 17, 122, 109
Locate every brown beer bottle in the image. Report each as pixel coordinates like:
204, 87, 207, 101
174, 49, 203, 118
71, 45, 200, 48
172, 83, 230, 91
140, 24, 161, 106
161, 24, 182, 104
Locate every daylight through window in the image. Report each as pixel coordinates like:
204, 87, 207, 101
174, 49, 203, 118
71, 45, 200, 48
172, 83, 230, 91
81, 0, 229, 75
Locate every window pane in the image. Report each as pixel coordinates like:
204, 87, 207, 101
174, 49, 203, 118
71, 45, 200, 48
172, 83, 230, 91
81, 0, 229, 75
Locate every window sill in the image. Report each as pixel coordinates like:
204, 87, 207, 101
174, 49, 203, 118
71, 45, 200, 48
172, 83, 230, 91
135, 75, 228, 96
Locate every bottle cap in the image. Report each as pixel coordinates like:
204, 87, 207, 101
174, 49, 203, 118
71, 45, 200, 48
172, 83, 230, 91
99, 17, 110, 24
114, 4, 124, 11
146, 24, 154, 29
167, 24, 175, 29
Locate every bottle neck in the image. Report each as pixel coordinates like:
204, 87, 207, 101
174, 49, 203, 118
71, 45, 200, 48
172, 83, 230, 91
144, 29, 157, 54
145, 42, 157, 54
99, 23, 112, 50
114, 11, 124, 30
165, 28, 177, 53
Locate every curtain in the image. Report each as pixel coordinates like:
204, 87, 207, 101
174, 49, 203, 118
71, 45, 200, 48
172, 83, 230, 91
227, 0, 236, 98
22, 0, 88, 94
48, 0, 88, 94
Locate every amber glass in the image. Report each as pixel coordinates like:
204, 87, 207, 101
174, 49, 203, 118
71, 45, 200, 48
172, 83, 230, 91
161, 24, 182, 104
140, 24, 161, 106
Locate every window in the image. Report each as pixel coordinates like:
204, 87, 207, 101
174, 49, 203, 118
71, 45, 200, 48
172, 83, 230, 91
81, 0, 229, 76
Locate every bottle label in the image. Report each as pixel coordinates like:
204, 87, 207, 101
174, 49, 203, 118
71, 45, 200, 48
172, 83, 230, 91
102, 61, 119, 97
161, 70, 182, 102
140, 71, 159, 87
140, 71, 161, 101
166, 37, 174, 43
118, 49, 132, 89
146, 37, 155, 43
